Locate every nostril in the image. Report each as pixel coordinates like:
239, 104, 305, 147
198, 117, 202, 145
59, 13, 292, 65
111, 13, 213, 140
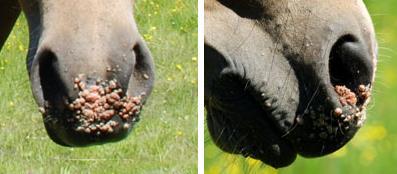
127, 41, 155, 97
132, 43, 154, 82
38, 50, 68, 108
329, 35, 374, 90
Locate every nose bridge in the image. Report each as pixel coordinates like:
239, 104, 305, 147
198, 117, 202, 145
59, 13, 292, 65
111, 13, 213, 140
38, 13, 137, 81
41, 0, 137, 57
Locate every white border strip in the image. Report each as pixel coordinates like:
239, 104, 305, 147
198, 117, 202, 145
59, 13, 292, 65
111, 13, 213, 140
197, 0, 204, 173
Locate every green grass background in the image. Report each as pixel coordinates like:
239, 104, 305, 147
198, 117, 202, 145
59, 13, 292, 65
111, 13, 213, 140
0, 0, 197, 173
204, 0, 397, 173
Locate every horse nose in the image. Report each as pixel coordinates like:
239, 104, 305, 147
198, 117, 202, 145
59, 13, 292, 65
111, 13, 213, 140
30, 43, 153, 146
329, 35, 375, 90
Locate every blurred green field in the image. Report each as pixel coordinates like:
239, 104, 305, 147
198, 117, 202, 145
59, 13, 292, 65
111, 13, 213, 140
0, 0, 197, 173
205, 0, 397, 173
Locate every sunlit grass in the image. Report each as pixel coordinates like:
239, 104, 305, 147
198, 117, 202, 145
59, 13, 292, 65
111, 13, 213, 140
204, 0, 397, 173
0, 0, 197, 173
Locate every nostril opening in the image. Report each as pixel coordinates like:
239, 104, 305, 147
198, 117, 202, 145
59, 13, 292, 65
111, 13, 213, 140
329, 35, 356, 88
128, 42, 154, 97
133, 44, 144, 73
132, 43, 153, 82
329, 34, 373, 91
38, 50, 68, 109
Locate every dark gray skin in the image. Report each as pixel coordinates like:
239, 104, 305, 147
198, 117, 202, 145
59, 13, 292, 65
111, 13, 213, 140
205, 0, 377, 168
0, 0, 154, 146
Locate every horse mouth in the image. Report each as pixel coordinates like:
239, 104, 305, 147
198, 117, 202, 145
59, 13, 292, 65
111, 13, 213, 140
206, 73, 373, 168
39, 76, 145, 147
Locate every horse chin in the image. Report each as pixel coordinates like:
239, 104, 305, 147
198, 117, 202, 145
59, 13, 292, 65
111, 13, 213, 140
42, 114, 134, 147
